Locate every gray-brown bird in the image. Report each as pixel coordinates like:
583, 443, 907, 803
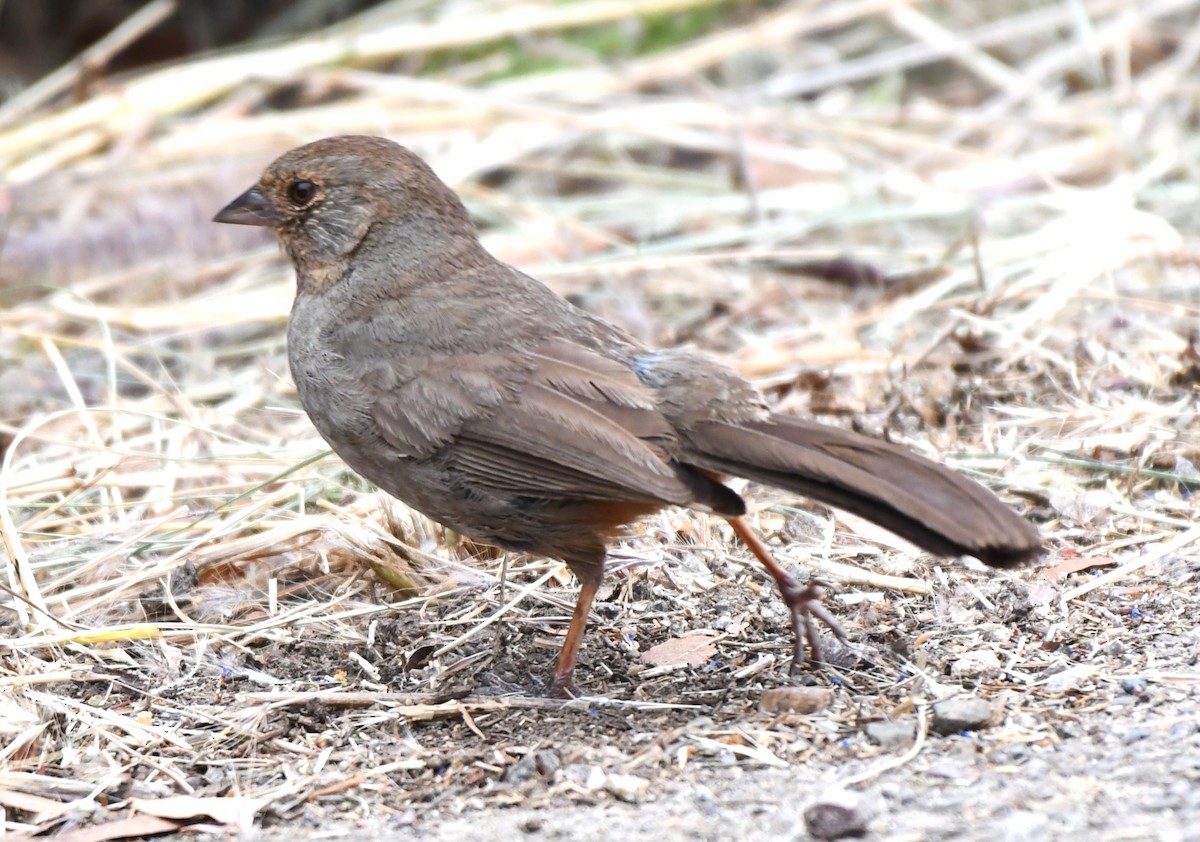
215, 136, 1040, 696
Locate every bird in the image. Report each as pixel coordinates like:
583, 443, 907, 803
214, 135, 1041, 697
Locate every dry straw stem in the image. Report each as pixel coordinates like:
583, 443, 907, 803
0, 0, 722, 174
0, 0, 178, 127
1, 0, 1199, 831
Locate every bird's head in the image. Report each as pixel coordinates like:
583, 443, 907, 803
214, 135, 475, 292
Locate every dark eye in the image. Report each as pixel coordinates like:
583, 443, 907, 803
287, 179, 318, 207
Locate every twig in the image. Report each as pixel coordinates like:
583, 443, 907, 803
0, 0, 177, 128
1061, 524, 1200, 602
838, 700, 929, 787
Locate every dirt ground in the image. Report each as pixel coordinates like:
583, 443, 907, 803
14, 524, 1194, 842
241, 554, 1200, 842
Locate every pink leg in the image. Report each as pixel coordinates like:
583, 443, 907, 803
548, 564, 602, 698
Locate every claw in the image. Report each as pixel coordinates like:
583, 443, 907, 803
726, 516, 850, 670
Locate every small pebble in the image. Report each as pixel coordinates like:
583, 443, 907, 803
863, 720, 915, 748
1043, 664, 1097, 694
605, 773, 650, 803
1122, 727, 1151, 744
804, 791, 868, 840
1169, 721, 1197, 740
950, 649, 1002, 680
584, 766, 606, 791
562, 763, 597, 787
932, 698, 995, 734
504, 749, 561, 784
1119, 676, 1148, 696
977, 623, 1013, 643
532, 749, 561, 777
987, 743, 1029, 764
924, 759, 974, 783
760, 686, 834, 714
520, 816, 544, 833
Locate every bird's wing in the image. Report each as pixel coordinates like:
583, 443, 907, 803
370, 339, 698, 504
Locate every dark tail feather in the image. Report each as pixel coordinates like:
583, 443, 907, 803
681, 414, 1041, 568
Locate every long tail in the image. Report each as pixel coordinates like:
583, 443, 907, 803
681, 414, 1041, 568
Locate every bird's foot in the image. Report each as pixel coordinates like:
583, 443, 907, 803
724, 517, 852, 673
777, 579, 851, 673
546, 670, 581, 699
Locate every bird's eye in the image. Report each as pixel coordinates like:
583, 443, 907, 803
287, 179, 319, 207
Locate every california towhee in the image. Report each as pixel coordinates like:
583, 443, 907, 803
215, 136, 1040, 696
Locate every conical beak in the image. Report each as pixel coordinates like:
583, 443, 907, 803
213, 187, 278, 227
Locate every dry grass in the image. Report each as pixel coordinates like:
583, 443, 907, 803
2, 0, 1199, 836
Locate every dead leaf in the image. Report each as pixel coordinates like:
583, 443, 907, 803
55, 814, 180, 842
1041, 555, 1117, 580
130, 795, 270, 834
759, 686, 834, 714
642, 634, 720, 667
0, 788, 73, 819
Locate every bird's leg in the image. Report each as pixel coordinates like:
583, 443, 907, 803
725, 516, 850, 672
498, 553, 509, 604
548, 563, 603, 698
492, 553, 511, 661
